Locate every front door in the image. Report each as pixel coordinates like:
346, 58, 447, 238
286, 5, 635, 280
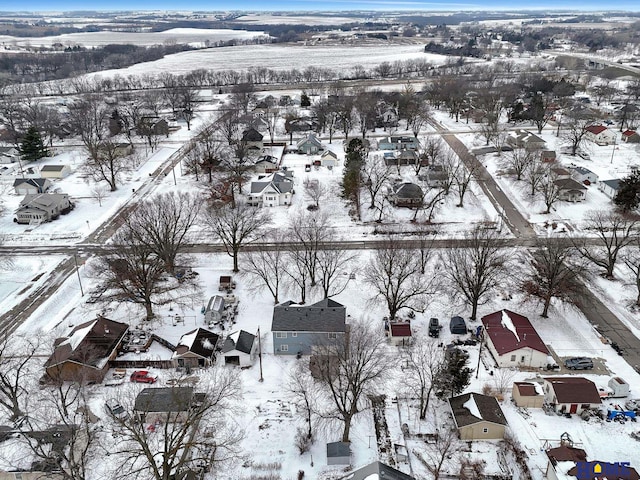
570, 404, 578, 414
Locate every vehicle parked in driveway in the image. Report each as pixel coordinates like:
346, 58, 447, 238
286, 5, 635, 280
130, 370, 158, 384
105, 399, 128, 420
564, 357, 594, 370
428, 318, 440, 338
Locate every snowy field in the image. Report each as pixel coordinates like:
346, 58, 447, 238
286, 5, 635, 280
0, 28, 266, 48
85, 44, 445, 78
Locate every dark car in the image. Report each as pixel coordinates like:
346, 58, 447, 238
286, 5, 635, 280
564, 357, 594, 370
428, 318, 440, 338
450, 316, 467, 335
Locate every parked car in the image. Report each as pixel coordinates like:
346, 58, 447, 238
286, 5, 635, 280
130, 370, 158, 384
564, 357, 594, 370
449, 316, 467, 335
105, 399, 128, 420
428, 318, 440, 338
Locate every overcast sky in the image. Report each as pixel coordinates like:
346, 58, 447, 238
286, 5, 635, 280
3, 1, 640, 11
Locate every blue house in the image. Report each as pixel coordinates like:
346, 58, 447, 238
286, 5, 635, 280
378, 136, 419, 151
271, 299, 347, 355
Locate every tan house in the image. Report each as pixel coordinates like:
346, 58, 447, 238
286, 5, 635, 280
512, 382, 545, 408
15, 193, 73, 225
40, 164, 72, 179
44, 316, 129, 384
448, 392, 508, 440
172, 328, 220, 369
481, 310, 551, 368
320, 150, 338, 168
543, 377, 602, 414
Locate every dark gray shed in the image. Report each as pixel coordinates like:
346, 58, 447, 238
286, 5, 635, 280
327, 441, 351, 465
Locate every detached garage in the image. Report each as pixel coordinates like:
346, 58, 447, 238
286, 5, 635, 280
222, 330, 257, 367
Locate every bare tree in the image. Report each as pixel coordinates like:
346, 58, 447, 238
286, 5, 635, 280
287, 362, 318, 444
364, 238, 439, 320
303, 178, 328, 209
622, 241, 640, 306
442, 227, 509, 320
111, 369, 243, 480
422, 425, 460, 480
363, 154, 392, 210
523, 157, 546, 196
0, 334, 41, 421
68, 95, 109, 163
316, 244, 357, 299
242, 232, 287, 304
492, 368, 517, 395
574, 211, 639, 279
402, 335, 444, 419
287, 211, 332, 287
535, 165, 562, 214
562, 108, 595, 156
91, 185, 109, 207
452, 159, 476, 208
521, 238, 584, 317
313, 321, 394, 442
124, 192, 202, 274
285, 243, 312, 304
230, 82, 256, 115
501, 147, 537, 181
92, 229, 198, 320
205, 201, 272, 273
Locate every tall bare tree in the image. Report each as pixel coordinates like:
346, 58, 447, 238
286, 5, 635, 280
242, 232, 287, 304
364, 239, 439, 320
363, 154, 392, 210
403, 335, 444, 420
501, 147, 536, 182
422, 423, 460, 480
562, 108, 595, 156
316, 244, 357, 299
0, 334, 41, 421
313, 321, 394, 442
536, 165, 562, 214
622, 240, 640, 306
303, 178, 328, 209
124, 192, 202, 274
110, 369, 243, 480
287, 361, 318, 445
205, 201, 272, 273
574, 211, 639, 279
520, 238, 584, 317
442, 227, 509, 320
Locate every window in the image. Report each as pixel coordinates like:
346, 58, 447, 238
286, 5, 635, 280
275, 332, 287, 338
292, 332, 298, 337
510, 355, 516, 362
521, 356, 526, 363
280, 345, 289, 352
328, 332, 337, 339
482, 428, 488, 434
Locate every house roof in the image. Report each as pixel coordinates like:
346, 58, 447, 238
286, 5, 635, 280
602, 179, 621, 191
13, 178, 50, 189
481, 310, 549, 356
44, 316, 128, 370
271, 298, 346, 333
321, 150, 338, 159
554, 178, 587, 191
297, 133, 322, 148
544, 377, 602, 405
327, 441, 350, 458
134, 387, 195, 413
40, 164, 68, 172
393, 182, 423, 199
339, 461, 415, 480
514, 382, 541, 397
448, 392, 508, 428
222, 330, 255, 355
19, 193, 68, 208
512, 129, 545, 144
390, 322, 412, 337
622, 129, 638, 137
571, 166, 596, 176
242, 127, 263, 142
251, 172, 293, 194
174, 328, 219, 359
546, 445, 587, 463
586, 124, 608, 135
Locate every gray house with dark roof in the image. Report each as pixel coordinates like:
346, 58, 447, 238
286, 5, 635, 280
13, 177, 52, 195
249, 172, 294, 207
389, 182, 424, 207
222, 330, 257, 367
271, 299, 347, 355
134, 387, 204, 424
339, 462, 415, 480
599, 178, 621, 199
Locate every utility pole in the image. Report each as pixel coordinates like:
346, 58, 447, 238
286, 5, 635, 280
73, 252, 84, 297
257, 326, 264, 382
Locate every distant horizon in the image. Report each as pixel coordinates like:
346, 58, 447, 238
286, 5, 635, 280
2, 3, 640, 13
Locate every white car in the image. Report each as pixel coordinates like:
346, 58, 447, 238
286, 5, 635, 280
105, 399, 128, 420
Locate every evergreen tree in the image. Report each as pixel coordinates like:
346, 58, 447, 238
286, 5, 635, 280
435, 347, 472, 397
19, 126, 48, 162
614, 170, 640, 213
341, 138, 367, 220
300, 92, 311, 108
